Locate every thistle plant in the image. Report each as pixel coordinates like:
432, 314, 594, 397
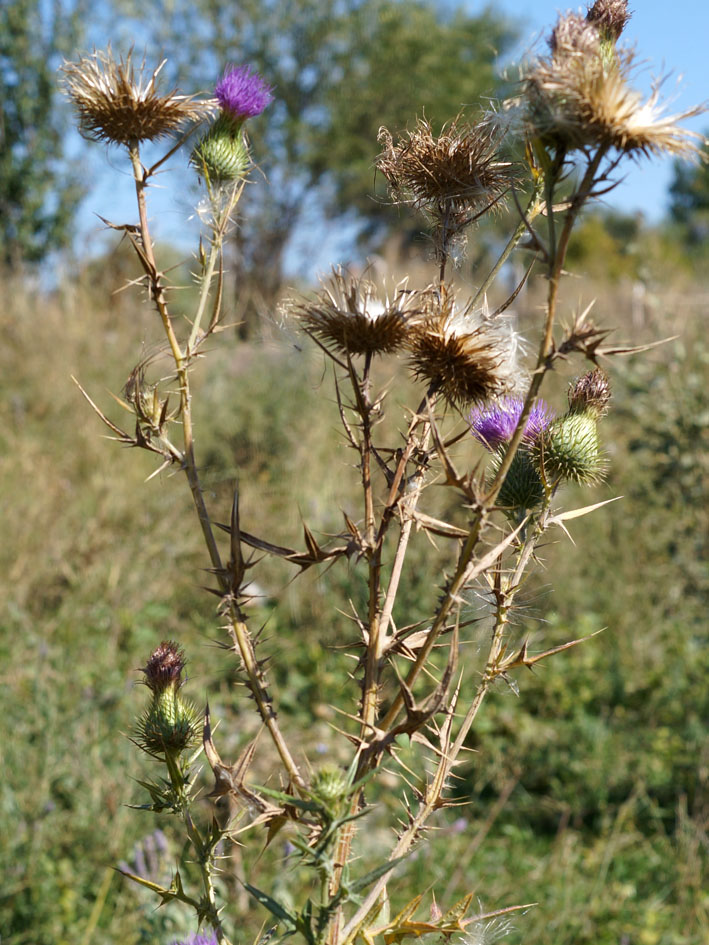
61, 4, 705, 944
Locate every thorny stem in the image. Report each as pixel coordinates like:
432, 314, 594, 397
377, 508, 484, 733
485, 145, 609, 504
129, 147, 304, 793
339, 151, 612, 943
338, 592, 502, 945
188, 181, 245, 354
129, 145, 224, 581
384, 150, 606, 726
227, 605, 306, 791
329, 388, 438, 940
164, 751, 231, 945
470, 178, 544, 308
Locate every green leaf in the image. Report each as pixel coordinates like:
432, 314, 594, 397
244, 882, 298, 929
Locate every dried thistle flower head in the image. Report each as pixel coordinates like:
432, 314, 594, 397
288, 268, 421, 357
141, 640, 186, 694
61, 48, 212, 147
548, 11, 602, 58
377, 116, 515, 219
586, 0, 631, 42
522, 13, 706, 157
407, 289, 523, 407
568, 367, 612, 417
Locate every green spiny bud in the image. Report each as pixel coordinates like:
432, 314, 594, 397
490, 448, 545, 515
535, 411, 606, 484
191, 114, 250, 182
310, 764, 348, 811
137, 688, 198, 756
136, 641, 197, 757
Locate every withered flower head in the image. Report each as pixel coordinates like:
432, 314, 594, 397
548, 11, 602, 58
377, 116, 515, 218
522, 12, 706, 158
141, 640, 186, 693
586, 0, 631, 42
288, 268, 421, 357
407, 289, 522, 407
61, 48, 213, 147
568, 367, 612, 417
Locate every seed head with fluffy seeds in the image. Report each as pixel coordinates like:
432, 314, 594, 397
61, 49, 212, 147
407, 289, 523, 407
377, 117, 515, 218
289, 268, 422, 358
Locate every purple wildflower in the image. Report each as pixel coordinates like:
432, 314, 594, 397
170, 933, 219, 945
215, 65, 273, 120
470, 397, 554, 450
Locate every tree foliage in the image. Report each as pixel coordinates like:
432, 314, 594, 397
0, 0, 84, 265
668, 133, 709, 244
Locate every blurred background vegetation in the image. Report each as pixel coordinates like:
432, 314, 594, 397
1, 0, 708, 943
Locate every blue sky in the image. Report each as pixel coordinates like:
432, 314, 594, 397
75, 0, 708, 264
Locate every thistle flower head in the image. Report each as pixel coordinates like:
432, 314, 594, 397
377, 116, 515, 218
586, 0, 631, 42
568, 368, 612, 417
288, 268, 421, 357
520, 13, 706, 158
140, 640, 186, 693
310, 763, 348, 812
215, 64, 273, 120
136, 641, 197, 757
470, 397, 555, 450
407, 290, 523, 407
61, 49, 212, 147
191, 114, 250, 182
490, 448, 546, 515
535, 412, 607, 484
170, 934, 219, 945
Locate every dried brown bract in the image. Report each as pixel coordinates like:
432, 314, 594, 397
288, 268, 422, 357
523, 14, 706, 157
407, 288, 522, 407
61, 48, 213, 147
377, 117, 515, 218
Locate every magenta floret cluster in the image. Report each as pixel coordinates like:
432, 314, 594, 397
215, 65, 273, 120
170, 933, 218, 945
470, 397, 554, 450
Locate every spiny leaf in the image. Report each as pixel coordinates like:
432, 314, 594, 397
243, 882, 298, 928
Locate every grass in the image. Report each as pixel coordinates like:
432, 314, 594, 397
1, 260, 707, 944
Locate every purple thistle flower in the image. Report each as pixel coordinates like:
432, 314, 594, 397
470, 397, 554, 450
170, 933, 219, 945
215, 65, 273, 120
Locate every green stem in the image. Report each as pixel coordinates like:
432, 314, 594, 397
470, 178, 544, 308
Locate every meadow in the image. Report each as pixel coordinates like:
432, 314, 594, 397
1, 240, 707, 943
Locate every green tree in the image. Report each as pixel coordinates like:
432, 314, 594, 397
0, 0, 85, 265
668, 133, 709, 244
119, 0, 516, 332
